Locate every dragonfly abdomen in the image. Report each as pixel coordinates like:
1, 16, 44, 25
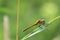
23, 24, 35, 32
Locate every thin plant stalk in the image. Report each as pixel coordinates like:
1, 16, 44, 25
16, 0, 20, 40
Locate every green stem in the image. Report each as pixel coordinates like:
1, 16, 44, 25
21, 16, 60, 40
48, 16, 60, 24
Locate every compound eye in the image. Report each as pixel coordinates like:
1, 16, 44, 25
40, 20, 45, 24
42, 21, 45, 24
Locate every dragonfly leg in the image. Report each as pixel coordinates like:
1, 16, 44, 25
38, 25, 43, 29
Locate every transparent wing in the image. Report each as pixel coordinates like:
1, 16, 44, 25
21, 25, 47, 40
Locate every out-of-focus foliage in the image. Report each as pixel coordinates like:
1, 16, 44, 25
0, 0, 60, 40
0, 0, 17, 40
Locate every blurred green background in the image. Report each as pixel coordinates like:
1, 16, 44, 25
0, 0, 60, 40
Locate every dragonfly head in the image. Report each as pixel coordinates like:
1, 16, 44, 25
39, 19, 45, 25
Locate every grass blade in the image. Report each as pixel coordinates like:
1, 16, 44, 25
21, 16, 60, 40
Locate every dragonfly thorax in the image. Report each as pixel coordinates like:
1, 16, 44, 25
35, 19, 45, 25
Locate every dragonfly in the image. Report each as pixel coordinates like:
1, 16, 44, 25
23, 19, 45, 32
